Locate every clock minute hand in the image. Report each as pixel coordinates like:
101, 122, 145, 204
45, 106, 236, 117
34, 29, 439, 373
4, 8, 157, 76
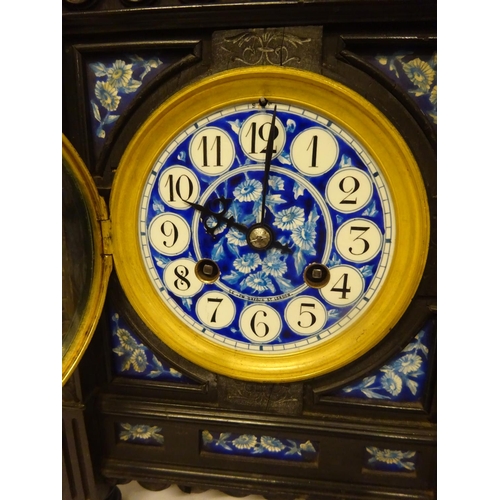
260, 105, 277, 224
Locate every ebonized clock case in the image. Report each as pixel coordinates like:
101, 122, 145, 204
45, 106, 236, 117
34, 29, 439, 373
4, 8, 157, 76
62, 4, 437, 500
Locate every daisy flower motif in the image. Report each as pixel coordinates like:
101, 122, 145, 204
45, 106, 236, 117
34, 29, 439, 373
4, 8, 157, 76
233, 179, 263, 202
392, 354, 422, 375
119, 424, 164, 444
274, 206, 305, 230
130, 348, 148, 372
375, 449, 404, 464
232, 434, 258, 450
234, 253, 261, 273
403, 58, 435, 93
429, 85, 437, 106
260, 436, 285, 453
366, 447, 416, 470
116, 327, 138, 352
226, 228, 247, 246
94, 80, 121, 111
291, 221, 317, 252
269, 175, 285, 191
261, 251, 287, 277
120, 424, 145, 440
380, 370, 403, 396
206, 208, 235, 236
245, 272, 272, 292
106, 60, 133, 88
205, 214, 230, 236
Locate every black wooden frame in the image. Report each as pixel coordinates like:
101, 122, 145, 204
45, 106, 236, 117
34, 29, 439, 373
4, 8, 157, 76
62, 3, 437, 499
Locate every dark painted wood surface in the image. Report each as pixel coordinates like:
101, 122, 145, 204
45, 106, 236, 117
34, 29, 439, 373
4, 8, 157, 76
62, 4, 437, 498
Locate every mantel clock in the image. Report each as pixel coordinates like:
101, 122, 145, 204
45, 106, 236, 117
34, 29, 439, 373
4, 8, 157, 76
62, 8, 436, 500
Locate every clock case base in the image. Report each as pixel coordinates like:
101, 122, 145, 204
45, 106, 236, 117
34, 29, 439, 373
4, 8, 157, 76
62, 6, 437, 500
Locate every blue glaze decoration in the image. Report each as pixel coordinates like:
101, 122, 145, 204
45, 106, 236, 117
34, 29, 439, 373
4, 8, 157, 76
335, 321, 432, 401
202, 430, 318, 462
141, 104, 393, 352
368, 51, 437, 126
110, 312, 196, 383
196, 168, 330, 297
365, 446, 417, 472
86, 52, 185, 157
118, 423, 164, 446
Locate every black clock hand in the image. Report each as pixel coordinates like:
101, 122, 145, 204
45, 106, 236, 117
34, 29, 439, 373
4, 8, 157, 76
188, 200, 292, 254
260, 105, 277, 224
186, 200, 249, 235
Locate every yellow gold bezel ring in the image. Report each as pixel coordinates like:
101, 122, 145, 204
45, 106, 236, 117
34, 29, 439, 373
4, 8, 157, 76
110, 67, 430, 383
62, 135, 112, 385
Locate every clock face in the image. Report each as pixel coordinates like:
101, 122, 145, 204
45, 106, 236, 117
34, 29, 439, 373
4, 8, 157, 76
139, 103, 391, 352
111, 67, 429, 382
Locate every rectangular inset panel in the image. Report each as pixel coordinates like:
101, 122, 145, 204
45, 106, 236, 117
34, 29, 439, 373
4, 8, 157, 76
201, 430, 318, 464
363, 446, 418, 474
116, 422, 165, 446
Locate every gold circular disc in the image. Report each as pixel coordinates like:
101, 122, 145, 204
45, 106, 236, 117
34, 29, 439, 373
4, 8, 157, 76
110, 67, 430, 382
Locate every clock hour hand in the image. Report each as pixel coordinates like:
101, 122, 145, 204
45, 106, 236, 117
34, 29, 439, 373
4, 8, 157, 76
260, 105, 277, 224
188, 199, 292, 254
186, 200, 249, 236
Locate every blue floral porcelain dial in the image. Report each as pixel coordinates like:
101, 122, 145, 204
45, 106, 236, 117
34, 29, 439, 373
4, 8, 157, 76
111, 67, 429, 381
139, 102, 392, 353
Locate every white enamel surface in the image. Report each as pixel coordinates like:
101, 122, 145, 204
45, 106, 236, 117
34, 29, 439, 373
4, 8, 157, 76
148, 213, 191, 256
326, 168, 373, 213
159, 166, 201, 209
189, 127, 235, 175
290, 127, 339, 175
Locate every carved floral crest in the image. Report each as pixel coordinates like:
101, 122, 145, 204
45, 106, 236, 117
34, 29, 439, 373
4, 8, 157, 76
222, 31, 311, 66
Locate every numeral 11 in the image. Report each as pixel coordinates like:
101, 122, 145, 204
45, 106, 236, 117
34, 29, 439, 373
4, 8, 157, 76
199, 135, 222, 167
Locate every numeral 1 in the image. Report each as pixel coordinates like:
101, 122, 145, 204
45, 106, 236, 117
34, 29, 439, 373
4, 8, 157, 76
307, 135, 318, 167
290, 127, 338, 175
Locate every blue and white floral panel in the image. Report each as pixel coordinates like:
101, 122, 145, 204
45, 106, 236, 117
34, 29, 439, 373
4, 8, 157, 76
366, 51, 437, 126
110, 311, 196, 383
332, 320, 433, 401
364, 446, 417, 473
118, 423, 164, 446
86, 52, 186, 156
202, 430, 318, 463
